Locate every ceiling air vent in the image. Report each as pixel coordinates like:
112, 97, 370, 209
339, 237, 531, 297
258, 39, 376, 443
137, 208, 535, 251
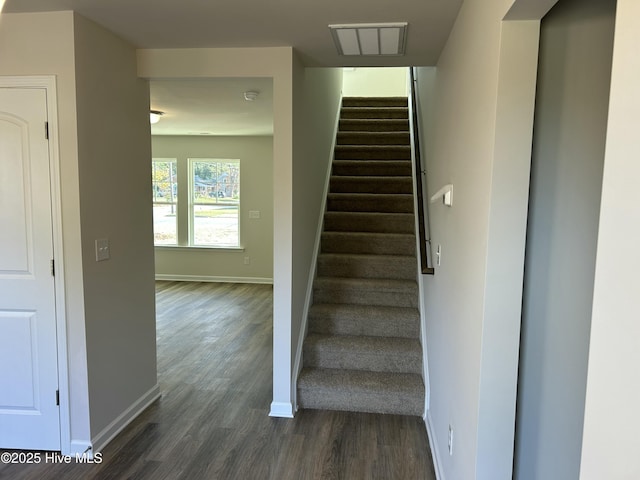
329, 22, 408, 56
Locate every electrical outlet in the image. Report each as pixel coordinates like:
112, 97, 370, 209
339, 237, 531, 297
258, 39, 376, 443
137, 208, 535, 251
448, 425, 454, 456
244, 256, 250, 265
249, 210, 260, 219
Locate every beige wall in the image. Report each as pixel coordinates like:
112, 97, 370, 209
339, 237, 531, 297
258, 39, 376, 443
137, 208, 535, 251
419, 0, 541, 478
152, 135, 274, 283
342, 67, 408, 97
0, 11, 91, 450
580, 0, 640, 478
73, 13, 158, 444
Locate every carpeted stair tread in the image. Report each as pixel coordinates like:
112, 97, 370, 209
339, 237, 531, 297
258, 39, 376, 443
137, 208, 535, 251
329, 176, 413, 194
337, 131, 410, 146
335, 145, 411, 160
298, 368, 424, 416
341, 107, 409, 120
321, 231, 415, 255
339, 119, 409, 132
323, 212, 415, 234
332, 160, 412, 177
313, 277, 418, 308
317, 253, 416, 280
342, 97, 408, 107
327, 193, 414, 213
303, 333, 422, 374
308, 304, 420, 338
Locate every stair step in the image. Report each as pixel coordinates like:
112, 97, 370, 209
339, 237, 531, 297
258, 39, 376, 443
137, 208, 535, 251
298, 368, 424, 416
335, 145, 411, 160
303, 334, 423, 374
337, 131, 410, 146
308, 304, 420, 338
317, 253, 416, 280
341, 107, 409, 120
321, 231, 415, 256
327, 193, 414, 213
324, 212, 415, 234
332, 160, 412, 177
330, 176, 413, 195
313, 277, 419, 308
342, 97, 408, 107
339, 119, 409, 132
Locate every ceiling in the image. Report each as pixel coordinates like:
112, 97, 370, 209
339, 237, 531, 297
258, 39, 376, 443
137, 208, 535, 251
149, 78, 273, 136
2, 0, 463, 67
2, 0, 464, 136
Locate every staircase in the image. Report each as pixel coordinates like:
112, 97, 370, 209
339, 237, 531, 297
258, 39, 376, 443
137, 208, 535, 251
297, 97, 425, 417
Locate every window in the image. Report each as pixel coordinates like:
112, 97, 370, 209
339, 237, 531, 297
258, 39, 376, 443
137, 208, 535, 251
152, 158, 240, 248
152, 159, 178, 245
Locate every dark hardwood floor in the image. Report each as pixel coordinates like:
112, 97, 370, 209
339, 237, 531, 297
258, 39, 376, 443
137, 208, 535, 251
1, 281, 436, 479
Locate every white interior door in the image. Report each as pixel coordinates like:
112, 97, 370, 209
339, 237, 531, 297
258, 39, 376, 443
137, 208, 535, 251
0, 87, 60, 450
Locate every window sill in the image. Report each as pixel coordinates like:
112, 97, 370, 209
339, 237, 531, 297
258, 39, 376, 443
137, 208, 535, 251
154, 245, 245, 253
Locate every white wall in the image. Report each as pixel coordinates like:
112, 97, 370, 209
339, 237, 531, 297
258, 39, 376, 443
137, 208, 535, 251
342, 67, 408, 97
291, 65, 343, 405
152, 135, 274, 283
580, 1, 640, 478
418, 0, 542, 478
73, 13, 159, 443
0, 11, 92, 450
515, 0, 615, 478
137, 47, 298, 416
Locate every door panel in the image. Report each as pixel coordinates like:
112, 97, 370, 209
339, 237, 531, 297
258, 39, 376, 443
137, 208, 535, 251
0, 87, 60, 450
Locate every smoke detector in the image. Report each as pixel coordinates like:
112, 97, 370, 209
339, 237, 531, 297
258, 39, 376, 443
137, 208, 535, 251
244, 91, 259, 101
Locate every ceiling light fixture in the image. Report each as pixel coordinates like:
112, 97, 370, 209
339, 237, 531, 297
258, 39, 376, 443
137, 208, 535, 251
243, 91, 259, 101
150, 110, 164, 124
329, 22, 408, 56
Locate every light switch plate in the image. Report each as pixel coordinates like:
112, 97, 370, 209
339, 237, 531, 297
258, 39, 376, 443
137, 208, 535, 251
249, 210, 260, 219
95, 238, 110, 262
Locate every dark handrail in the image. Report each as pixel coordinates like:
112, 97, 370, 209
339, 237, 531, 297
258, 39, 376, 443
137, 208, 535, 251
409, 67, 434, 275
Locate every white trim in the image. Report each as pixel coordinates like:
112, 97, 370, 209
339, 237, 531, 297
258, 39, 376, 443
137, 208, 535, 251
91, 384, 161, 453
269, 401, 295, 418
0, 75, 71, 455
408, 68, 431, 415
154, 274, 273, 284
290, 95, 343, 412
425, 410, 445, 480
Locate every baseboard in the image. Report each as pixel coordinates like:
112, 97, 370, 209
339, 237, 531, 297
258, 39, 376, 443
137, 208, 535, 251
91, 384, 161, 453
67, 440, 93, 457
425, 410, 445, 480
155, 274, 273, 284
269, 401, 295, 418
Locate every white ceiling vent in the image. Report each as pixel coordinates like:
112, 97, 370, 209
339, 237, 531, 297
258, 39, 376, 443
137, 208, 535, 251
329, 22, 408, 56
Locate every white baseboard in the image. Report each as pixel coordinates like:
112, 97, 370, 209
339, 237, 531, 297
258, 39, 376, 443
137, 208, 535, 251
269, 401, 294, 418
425, 410, 446, 480
91, 384, 161, 453
67, 440, 93, 457
155, 274, 273, 284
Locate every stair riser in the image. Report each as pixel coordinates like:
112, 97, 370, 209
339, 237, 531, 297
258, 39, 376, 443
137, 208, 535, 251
324, 213, 414, 234
332, 161, 412, 177
337, 132, 410, 146
297, 390, 423, 416
308, 313, 419, 338
335, 146, 411, 160
339, 120, 409, 132
341, 108, 408, 120
313, 287, 418, 308
330, 177, 413, 195
342, 97, 408, 108
303, 345, 422, 374
321, 234, 415, 255
327, 195, 414, 214
317, 256, 416, 280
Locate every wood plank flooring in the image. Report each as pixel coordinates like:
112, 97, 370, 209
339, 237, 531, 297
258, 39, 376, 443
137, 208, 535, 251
0, 281, 436, 480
